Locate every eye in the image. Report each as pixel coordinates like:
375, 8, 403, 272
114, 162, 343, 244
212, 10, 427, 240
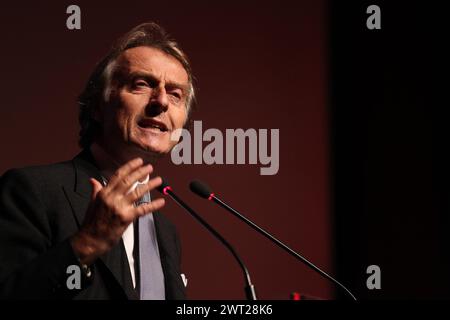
170, 92, 181, 99
134, 79, 149, 87
168, 89, 183, 100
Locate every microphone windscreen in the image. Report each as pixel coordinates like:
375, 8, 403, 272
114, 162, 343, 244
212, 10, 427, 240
189, 180, 212, 199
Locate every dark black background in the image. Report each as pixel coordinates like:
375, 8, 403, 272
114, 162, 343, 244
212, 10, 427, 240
330, 1, 447, 299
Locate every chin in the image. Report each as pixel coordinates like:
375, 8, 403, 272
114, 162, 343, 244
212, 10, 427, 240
128, 135, 175, 159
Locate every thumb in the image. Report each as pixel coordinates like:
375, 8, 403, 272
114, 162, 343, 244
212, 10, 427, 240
89, 178, 103, 201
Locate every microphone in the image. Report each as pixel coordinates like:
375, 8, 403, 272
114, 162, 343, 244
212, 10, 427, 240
189, 180, 357, 301
156, 179, 257, 300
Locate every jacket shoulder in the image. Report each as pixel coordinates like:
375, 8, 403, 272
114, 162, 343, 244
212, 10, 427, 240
0, 161, 77, 214
1, 161, 75, 187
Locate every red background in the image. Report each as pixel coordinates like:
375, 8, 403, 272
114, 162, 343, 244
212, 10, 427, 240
0, 1, 331, 299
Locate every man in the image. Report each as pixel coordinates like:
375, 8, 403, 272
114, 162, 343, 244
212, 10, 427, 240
0, 22, 194, 299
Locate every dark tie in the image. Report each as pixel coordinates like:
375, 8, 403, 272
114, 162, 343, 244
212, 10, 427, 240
135, 184, 166, 300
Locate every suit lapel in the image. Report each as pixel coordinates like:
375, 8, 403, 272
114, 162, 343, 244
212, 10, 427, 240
69, 149, 103, 225
63, 149, 137, 300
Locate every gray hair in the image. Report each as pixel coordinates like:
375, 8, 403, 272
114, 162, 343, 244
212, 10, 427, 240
78, 22, 196, 148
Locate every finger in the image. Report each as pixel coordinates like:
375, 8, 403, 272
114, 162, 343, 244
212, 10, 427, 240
126, 176, 163, 204
111, 163, 154, 194
134, 198, 166, 217
106, 158, 144, 190
89, 178, 103, 201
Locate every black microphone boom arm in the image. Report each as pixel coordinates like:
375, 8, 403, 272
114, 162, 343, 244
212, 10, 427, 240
157, 181, 257, 300
189, 180, 357, 301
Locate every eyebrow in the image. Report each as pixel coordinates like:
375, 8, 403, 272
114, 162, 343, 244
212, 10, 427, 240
129, 71, 189, 93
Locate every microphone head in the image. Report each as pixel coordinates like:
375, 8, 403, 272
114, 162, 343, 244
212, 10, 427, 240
156, 178, 171, 194
189, 180, 212, 199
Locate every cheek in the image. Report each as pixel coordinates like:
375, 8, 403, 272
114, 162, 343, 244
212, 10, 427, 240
116, 93, 143, 126
115, 109, 133, 133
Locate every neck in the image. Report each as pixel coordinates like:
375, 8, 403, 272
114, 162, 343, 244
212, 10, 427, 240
90, 137, 163, 178
90, 144, 151, 186
90, 143, 122, 180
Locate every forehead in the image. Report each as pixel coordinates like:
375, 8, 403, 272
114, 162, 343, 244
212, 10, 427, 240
116, 46, 188, 84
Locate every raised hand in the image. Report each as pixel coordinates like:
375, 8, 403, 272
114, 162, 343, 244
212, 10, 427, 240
70, 158, 165, 265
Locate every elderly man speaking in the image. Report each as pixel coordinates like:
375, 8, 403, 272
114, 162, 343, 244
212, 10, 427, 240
0, 22, 195, 300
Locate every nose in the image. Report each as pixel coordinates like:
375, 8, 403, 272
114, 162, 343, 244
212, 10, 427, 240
149, 86, 169, 113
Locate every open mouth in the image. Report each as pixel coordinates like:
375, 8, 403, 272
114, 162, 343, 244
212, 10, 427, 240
137, 118, 169, 132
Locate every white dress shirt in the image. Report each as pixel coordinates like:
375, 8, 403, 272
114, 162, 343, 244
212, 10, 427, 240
102, 175, 150, 289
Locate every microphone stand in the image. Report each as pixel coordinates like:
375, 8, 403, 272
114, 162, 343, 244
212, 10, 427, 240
158, 185, 257, 300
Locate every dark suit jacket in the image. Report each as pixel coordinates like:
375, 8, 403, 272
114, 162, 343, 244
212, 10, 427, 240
0, 149, 186, 299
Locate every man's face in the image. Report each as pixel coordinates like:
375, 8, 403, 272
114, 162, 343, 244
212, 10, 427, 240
98, 46, 189, 163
